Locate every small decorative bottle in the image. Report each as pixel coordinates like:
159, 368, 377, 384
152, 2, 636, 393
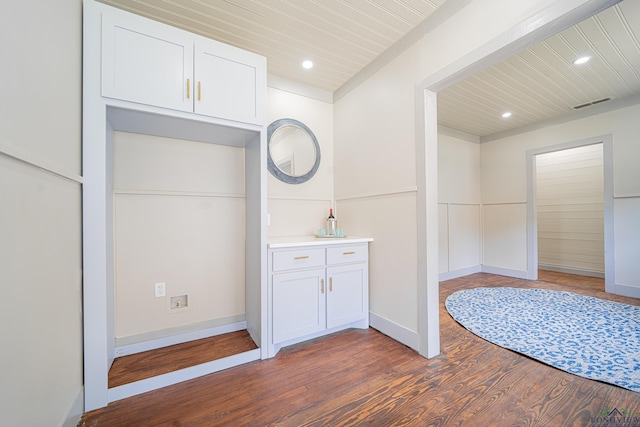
326, 209, 337, 236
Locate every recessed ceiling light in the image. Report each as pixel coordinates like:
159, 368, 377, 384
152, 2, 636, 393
502, 112, 512, 118
573, 56, 591, 65
302, 60, 313, 69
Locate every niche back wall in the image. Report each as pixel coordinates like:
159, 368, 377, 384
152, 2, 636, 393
113, 131, 246, 341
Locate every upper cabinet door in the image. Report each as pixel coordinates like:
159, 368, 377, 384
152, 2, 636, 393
195, 40, 266, 125
101, 10, 194, 113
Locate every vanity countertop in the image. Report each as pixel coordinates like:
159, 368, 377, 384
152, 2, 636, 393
268, 236, 373, 249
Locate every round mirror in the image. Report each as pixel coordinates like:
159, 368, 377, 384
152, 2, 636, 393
267, 118, 321, 184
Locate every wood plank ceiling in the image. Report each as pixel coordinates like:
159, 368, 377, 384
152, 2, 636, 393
438, 0, 640, 140
98, 0, 640, 140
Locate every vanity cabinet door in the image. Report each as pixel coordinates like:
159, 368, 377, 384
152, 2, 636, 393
195, 40, 266, 125
272, 268, 326, 343
326, 263, 368, 329
101, 10, 194, 112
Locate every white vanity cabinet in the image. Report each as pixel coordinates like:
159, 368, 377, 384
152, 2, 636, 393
101, 8, 265, 125
267, 237, 373, 357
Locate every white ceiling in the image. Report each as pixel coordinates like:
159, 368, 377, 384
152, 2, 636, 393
99, 0, 640, 140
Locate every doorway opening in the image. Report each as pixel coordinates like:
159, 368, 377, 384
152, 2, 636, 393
535, 143, 604, 279
526, 135, 614, 291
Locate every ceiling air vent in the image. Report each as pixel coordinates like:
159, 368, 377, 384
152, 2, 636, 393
572, 97, 612, 110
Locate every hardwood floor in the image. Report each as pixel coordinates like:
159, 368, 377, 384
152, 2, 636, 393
80, 273, 640, 426
108, 330, 258, 388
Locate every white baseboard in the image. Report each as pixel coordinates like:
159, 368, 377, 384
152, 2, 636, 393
369, 312, 419, 351
115, 321, 248, 357
60, 387, 84, 427
438, 265, 638, 300
539, 264, 605, 278
610, 282, 640, 299
439, 265, 482, 282
268, 319, 369, 358
481, 265, 529, 279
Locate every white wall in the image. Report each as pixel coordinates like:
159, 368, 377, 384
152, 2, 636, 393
481, 103, 640, 296
267, 86, 334, 237
113, 132, 246, 341
438, 134, 482, 279
0, 1, 84, 426
333, 0, 590, 350
335, 44, 422, 343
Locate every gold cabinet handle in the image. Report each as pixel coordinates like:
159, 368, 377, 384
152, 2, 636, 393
187, 78, 191, 99
343, 251, 356, 255
321, 279, 325, 294
294, 255, 309, 260
329, 277, 333, 292
198, 81, 201, 101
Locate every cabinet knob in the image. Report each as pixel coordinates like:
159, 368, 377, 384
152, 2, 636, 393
321, 278, 325, 294
294, 255, 309, 260
198, 81, 202, 101
329, 277, 333, 292
187, 78, 191, 99
343, 251, 356, 255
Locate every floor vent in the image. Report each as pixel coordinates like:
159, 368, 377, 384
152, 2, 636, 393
572, 97, 612, 110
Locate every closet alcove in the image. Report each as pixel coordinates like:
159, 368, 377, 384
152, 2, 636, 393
83, 0, 267, 411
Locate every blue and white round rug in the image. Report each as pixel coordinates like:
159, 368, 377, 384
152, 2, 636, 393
445, 287, 640, 392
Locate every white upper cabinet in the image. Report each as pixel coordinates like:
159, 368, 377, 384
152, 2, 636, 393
100, 7, 265, 125
101, 11, 194, 113
195, 40, 265, 125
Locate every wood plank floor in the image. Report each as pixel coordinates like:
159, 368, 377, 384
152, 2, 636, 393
80, 272, 640, 426
108, 330, 258, 388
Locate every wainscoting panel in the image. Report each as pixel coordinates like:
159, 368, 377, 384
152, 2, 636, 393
483, 203, 527, 272
114, 194, 246, 339
337, 191, 418, 336
0, 155, 83, 426
438, 204, 449, 274
614, 197, 640, 297
438, 203, 481, 279
449, 204, 481, 271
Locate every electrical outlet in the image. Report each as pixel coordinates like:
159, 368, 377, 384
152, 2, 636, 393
154, 282, 166, 298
